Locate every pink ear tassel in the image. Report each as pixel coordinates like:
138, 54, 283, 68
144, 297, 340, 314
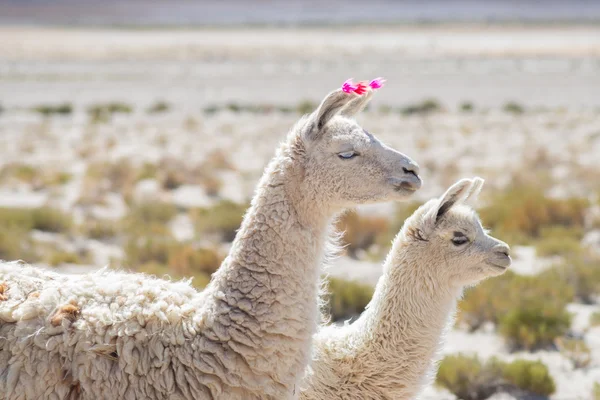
342, 77, 385, 94
369, 77, 385, 90
342, 79, 358, 94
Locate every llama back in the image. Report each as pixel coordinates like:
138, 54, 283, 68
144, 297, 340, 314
0, 263, 218, 399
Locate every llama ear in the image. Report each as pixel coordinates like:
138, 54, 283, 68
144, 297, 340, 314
307, 89, 356, 139
426, 178, 474, 225
464, 177, 485, 205
340, 89, 373, 117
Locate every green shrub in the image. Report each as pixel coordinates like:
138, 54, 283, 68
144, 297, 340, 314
88, 102, 133, 123
436, 355, 499, 400
47, 250, 82, 266
125, 235, 174, 267
192, 200, 247, 242
324, 277, 374, 322
83, 219, 118, 240
499, 305, 571, 351
31, 207, 72, 233
0, 229, 36, 262
436, 354, 555, 399
535, 235, 582, 257
590, 312, 600, 327
32, 103, 73, 116
460, 102, 474, 112
558, 250, 600, 304
400, 99, 441, 116
479, 184, 588, 245
146, 101, 170, 114
501, 359, 555, 395
458, 271, 573, 349
0, 207, 71, 234
296, 100, 317, 115
127, 201, 177, 227
503, 101, 525, 115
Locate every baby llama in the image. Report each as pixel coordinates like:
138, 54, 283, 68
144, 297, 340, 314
301, 177, 511, 400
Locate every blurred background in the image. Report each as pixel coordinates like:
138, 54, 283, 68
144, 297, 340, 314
1, 1, 599, 398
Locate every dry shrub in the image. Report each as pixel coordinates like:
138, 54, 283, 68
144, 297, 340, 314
336, 211, 389, 259
557, 249, 600, 304
191, 200, 247, 242
554, 337, 592, 369
82, 219, 119, 241
47, 250, 82, 266
480, 184, 589, 245
324, 277, 374, 322
168, 245, 223, 276
436, 354, 555, 399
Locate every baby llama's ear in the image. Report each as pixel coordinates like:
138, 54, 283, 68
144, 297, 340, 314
464, 177, 485, 205
424, 178, 474, 226
307, 89, 356, 140
340, 89, 373, 117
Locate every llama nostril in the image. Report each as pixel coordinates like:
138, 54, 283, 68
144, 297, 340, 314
402, 167, 418, 177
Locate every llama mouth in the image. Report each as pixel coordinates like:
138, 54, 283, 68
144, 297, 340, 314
393, 185, 418, 196
393, 181, 419, 194
485, 261, 510, 271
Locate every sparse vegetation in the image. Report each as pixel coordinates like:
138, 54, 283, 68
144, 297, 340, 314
503, 101, 525, 114
436, 354, 555, 399
0, 207, 72, 234
191, 200, 247, 242
32, 103, 73, 116
501, 359, 556, 396
458, 271, 573, 350
559, 250, 600, 304
460, 101, 474, 112
555, 337, 592, 368
88, 102, 133, 123
296, 100, 317, 115
325, 277, 374, 322
82, 219, 119, 241
47, 250, 82, 266
400, 99, 442, 116
590, 311, 600, 327
147, 101, 170, 114
336, 211, 389, 259
479, 183, 589, 246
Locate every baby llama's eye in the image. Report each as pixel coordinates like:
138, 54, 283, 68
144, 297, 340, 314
451, 236, 469, 246
338, 151, 357, 160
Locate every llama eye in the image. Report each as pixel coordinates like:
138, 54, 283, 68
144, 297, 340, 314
338, 151, 357, 160
451, 236, 469, 246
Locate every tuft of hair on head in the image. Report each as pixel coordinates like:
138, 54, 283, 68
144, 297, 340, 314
306, 78, 382, 139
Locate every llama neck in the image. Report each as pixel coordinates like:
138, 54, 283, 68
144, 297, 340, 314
350, 245, 461, 396
200, 146, 333, 395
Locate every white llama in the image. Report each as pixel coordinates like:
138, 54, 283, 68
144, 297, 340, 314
0, 82, 422, 400
301, 178, 511, 400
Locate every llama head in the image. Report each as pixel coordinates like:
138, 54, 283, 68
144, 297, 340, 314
295, 83, 421, 209
400, 177, 511, 286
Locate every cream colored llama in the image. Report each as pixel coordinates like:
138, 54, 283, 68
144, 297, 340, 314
0, 83, 422, 400
301, 178, 511, 400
